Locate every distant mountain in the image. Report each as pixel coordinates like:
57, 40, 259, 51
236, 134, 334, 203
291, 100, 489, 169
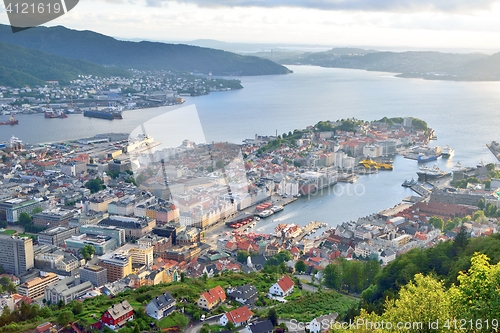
282, 48, 500, 81
0, 42, 130, 87
0, 25, 291, 76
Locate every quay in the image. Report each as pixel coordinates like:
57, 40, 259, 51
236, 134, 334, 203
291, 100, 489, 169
486, 141, 500, 162
293, 221, 328, 242
409, 184, 430, 196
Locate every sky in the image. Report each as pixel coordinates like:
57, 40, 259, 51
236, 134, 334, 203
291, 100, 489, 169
2, 0, 500, 51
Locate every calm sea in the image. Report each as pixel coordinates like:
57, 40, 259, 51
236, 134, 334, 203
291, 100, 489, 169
2, 65, 499, 230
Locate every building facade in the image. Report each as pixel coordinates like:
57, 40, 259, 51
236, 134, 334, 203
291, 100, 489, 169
0, 234, 34, 276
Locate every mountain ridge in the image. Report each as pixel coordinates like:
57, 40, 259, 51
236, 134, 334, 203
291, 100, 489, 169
0, 41, 130, 87
0, 24, 291, 76
279, 47, 500, 81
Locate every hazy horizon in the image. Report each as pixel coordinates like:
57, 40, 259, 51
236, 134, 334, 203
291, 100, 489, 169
3, 0, 500, 52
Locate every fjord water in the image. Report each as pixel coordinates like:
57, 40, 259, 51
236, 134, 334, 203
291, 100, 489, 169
3, 65, 499, 229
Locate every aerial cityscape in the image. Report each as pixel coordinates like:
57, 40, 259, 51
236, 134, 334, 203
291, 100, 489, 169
2, 1, 500, 333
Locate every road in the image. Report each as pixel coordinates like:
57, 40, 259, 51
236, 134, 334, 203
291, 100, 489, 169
183, 314, 222, 333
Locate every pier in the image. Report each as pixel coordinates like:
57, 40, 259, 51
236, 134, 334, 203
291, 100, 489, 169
409, 184, 430, 196
487, 141, 500, 162
293, 221, 328, 242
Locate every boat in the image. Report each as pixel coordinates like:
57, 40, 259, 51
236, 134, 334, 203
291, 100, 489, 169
258, 210, 274, 218
417, 153, 438, 163
417, 164, 447, 181
358, 159, 393, 170
271, 205, 284, 213
441, 145, 454, 158
0, 115, 18, 125
84, 110, 123, 120
44, 109, 58, 118
401, 178, 417, 187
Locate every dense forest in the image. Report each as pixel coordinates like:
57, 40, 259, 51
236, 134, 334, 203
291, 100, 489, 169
0, 42, 130, 86
0, 24, 291, 76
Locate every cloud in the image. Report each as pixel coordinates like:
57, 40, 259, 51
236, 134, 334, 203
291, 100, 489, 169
146, 0, 499, 12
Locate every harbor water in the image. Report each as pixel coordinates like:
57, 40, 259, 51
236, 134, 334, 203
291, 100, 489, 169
2, 65, 499, 230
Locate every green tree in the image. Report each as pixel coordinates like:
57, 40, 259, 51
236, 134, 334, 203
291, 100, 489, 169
429, 216, 445, 230
71, 301, 83, 315
38, 306, 52, 318
85, 177, 104, 193
382, 274, 451, 333
268, 308, 278, 327
57, 310, 74, 326
18, 212, 32, 226
323, 263, 342, 290
31, 207, 43, 215
225, 321, 235, 330
80, 244, 96, 261
236, 250, 250, 264
0, 276, 17, 294
473, 210, 487, 223
449, 253, 500, 322
295, 260, 307, 273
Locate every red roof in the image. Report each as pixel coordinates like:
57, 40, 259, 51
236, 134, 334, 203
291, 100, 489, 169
277, 275, 295, 293
226, 305, 253, 324
202, 285, 226, 304
36, 322, 53, 333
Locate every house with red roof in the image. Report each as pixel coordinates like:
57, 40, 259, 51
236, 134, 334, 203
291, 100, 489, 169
101, 300, 134, 328
269, 275, 295, 297
220, 305, 253, 327
197, 285, 226, 311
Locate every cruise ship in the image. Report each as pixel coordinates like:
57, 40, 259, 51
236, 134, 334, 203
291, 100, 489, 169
416, 164, 447, 181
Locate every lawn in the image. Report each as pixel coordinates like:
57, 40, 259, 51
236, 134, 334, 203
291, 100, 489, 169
275, 290, 359, 322
0, 229, 17, 235
17, 233, 36, 240
158, 312, 189, 329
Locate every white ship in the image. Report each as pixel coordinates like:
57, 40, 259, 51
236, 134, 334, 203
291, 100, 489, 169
441, 145, 454, 158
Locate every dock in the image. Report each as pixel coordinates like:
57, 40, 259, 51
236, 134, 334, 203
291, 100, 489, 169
487, 141, 500, 162
293, 221, 328, 242
409, 184, 430, 196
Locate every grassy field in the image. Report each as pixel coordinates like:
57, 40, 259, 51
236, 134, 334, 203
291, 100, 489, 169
0, 229, 16, 235
158, 312, 189, 328
275, 290, 359, 322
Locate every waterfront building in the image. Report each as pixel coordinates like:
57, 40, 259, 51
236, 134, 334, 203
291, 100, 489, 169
37, 226, 78, 246
79, 265, 108, 287
0, 234, 34, 276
